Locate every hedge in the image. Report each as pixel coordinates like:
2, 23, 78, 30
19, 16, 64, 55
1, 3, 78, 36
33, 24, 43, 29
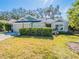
19, 28, 52, 37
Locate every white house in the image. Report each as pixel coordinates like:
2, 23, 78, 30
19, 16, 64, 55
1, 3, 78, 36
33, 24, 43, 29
11, 15, 46, 32
11, 15, 68, 33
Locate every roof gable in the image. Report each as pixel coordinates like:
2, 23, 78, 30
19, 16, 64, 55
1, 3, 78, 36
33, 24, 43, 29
24, 16, 37, 21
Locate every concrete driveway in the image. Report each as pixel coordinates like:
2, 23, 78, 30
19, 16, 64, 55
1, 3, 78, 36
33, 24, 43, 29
0, 34, 12, 41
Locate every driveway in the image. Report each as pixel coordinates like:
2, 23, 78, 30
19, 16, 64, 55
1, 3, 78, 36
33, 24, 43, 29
67, 42, 79, 53
0, 34, 12, 41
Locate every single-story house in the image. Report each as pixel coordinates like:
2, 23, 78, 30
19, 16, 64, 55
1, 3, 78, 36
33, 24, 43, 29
11, 15, 45, 32
10, 15, 68, 33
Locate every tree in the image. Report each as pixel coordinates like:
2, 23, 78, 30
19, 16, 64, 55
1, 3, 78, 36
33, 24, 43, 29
0, 8, 27, 20
36, 5, 61, 20
68, 0, 79, 30
11, 8, 27, 20
0, 5, 61, 20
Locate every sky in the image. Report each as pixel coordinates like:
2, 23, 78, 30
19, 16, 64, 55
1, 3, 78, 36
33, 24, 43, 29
0, 0, 75, 19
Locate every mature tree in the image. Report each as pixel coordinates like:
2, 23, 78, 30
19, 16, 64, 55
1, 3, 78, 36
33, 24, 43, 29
68, 0, 79, 30
0, 5, 61, 20
11, 8, 27, 20
36, 5, 61, 19
0, 8, 27, 20
0, 11, 9, 20
42, 5, 61, 19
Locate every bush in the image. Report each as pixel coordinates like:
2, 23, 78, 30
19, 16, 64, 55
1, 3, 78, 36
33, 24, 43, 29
59, 31, 73, 35
0, 22, 3, 31
5, 23, 11, 32
19, 28, 52, 37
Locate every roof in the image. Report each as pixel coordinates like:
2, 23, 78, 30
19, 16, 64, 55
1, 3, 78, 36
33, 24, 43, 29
8, 19, 17, 24
15, 15, 41, 23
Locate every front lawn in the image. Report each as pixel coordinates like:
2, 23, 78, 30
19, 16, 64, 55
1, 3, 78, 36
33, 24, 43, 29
0, 35, 79, 59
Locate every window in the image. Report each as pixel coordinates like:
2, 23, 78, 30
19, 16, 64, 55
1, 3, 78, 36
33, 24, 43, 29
60, 27, 63, 30
46, 24, 51, 28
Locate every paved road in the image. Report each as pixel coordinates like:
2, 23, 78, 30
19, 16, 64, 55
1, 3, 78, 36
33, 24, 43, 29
0, 34, 12, 41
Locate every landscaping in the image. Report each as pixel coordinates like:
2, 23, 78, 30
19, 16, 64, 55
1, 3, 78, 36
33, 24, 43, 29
19, 28, 52, 37
0, 0, 79, 59
0, 35, 79, 59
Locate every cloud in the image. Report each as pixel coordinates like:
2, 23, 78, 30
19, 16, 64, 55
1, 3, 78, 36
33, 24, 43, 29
40, 0, 54, 6
43, 0, 49, 5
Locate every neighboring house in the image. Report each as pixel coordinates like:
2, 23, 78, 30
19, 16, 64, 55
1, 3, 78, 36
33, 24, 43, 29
10, 15, 68, 33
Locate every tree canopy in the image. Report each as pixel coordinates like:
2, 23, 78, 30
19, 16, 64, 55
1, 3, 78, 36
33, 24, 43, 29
0, 5, 61, 20
68, 0, 79, 30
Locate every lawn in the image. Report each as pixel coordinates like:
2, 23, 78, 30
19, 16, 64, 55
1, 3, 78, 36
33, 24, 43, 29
0, 35, 79, 59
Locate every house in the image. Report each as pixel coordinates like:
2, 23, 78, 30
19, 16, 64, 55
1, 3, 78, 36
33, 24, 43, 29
11, 15, 45, 32
11, 15, 68, 33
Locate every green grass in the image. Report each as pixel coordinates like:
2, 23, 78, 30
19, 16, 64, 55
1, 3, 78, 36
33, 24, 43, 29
0, 35, 79, 59
0, 32, 4, 34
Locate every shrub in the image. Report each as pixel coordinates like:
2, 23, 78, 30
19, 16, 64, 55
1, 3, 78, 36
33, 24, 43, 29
59, 31, 73, 35
19, 28, 52, 37
0, 22, 3, 31
5, 23, 11, 32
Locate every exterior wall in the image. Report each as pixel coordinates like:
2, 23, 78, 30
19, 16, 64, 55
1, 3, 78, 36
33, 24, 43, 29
63, 22, 68, 32
12, 23, 23, 32
12, 23, 31, 32
12, 20, 68, 33
33, 22, 45, 28
12, 22, 45, 32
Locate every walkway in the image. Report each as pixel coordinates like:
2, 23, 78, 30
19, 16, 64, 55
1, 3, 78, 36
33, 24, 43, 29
0, 34, 12, 41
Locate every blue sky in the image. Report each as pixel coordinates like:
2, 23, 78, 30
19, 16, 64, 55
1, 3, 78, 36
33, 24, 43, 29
0, 0, 75, 19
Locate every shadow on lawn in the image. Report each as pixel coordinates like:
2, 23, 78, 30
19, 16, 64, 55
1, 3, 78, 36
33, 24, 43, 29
60, 34, 79, 37
73, 34, 79, 37
16, 36, 53, 40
